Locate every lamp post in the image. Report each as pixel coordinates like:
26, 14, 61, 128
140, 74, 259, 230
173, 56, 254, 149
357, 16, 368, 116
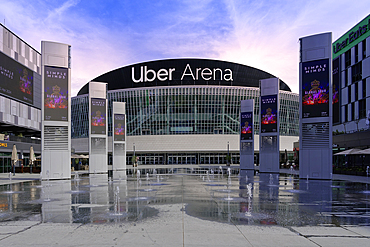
227, 141, 230, 166
133, 143, 136, 167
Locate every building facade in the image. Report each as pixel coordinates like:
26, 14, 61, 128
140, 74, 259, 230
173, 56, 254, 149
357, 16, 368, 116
332, 14, 370, 148
0, 24, 42, 172
72, 59, 299, 166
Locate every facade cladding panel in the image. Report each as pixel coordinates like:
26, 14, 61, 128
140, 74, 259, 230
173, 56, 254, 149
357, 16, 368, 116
72, 59, 299, 139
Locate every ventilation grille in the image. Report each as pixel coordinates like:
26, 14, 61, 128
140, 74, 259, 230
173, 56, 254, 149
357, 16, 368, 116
44, 126, 68, 150
91, 137, 106, 154
301, 123, 330, 148
240, 142, 253, 155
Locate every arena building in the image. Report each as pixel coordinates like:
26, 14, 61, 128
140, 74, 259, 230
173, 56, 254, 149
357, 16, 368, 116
71, 59, 299, 166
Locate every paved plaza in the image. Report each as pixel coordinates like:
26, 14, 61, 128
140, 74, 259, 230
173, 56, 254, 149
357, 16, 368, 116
0, 166, 369, 246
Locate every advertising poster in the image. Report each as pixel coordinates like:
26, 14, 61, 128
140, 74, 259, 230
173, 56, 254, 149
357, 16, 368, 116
0, 52, 33, 104
91, 98, 106, 134
44, 66, 68, 121
332, 58, 340, 123
261, 95, 278, 133
302, 59, 330, 118
241, 112, 253, 140
114, 114, 125, 141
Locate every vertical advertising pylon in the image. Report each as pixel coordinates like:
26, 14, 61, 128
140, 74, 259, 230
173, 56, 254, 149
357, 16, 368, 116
259, 78, 280, 173
240, 99, 254, 170
299, 32, 333, 180
112, 101, 127, 179
41, 41, 71, 180
89, 81, 108, 173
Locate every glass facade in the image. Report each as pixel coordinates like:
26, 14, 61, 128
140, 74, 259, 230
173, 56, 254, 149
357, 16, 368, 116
72, 86, 299, 138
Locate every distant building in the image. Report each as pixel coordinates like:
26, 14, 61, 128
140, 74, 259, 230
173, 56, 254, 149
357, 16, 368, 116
71, 59, 299, 165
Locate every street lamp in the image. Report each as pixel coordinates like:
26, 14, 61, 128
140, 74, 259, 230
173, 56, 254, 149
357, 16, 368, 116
227, 141, 230, 166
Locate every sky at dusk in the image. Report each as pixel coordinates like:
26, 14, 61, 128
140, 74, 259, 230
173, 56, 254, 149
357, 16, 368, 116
1, 0, 370, 96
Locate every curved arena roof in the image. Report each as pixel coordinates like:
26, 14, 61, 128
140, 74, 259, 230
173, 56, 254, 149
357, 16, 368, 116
77, 58, 291, 95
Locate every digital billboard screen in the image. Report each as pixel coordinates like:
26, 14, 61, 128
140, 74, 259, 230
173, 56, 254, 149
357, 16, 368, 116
332, 58, 340, 123
91, 98, 106, 134
261, 95, 278, 133
302, 59, 330, 118
114, 114, 125, 141
44, 66, 68, 121
0, 52, 33, 104
241, 112, 253, 140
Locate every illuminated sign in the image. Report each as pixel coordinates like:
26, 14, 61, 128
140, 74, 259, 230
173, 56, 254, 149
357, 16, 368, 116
333, 14, 370, 58
131, 64, 233, 83
302, 59, 330, 118
91, 98, 106, 134
0, 52, 33, 104
44, 66, 68, 121
0, 142, 7, 148
114, 114, 125, 141
261, 95, 278, 133
241, 112, 253, 140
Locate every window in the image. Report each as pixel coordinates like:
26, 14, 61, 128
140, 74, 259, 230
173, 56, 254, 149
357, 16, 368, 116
345, 105, 348, 122
348, 85, 351, 102
355, 44, 359, 63
359, 99, 366, 119
345, 50, 351, 68
355, 83, 358, 101
363, 79, 367, 97
363, 39, 367, 58
352, 103, 355, 121
351, 61, 362, 82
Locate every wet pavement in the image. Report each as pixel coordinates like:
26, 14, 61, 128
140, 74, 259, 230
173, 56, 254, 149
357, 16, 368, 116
0, 167, 369, 246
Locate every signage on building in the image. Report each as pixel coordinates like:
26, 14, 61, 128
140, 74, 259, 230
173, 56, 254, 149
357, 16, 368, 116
0, 142, 8, 148
131, 64, 233, 83
0, 52, 34, 104
332, 14, 370, 58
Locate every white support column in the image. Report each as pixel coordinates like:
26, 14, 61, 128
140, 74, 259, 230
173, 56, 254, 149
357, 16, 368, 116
89, 81, 108, 173
299, 32, 333, 180
41, 41, 71, 180
112, 101, 126, 179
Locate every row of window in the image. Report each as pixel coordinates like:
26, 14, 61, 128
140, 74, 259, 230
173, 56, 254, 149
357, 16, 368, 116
71, 87, 299, 138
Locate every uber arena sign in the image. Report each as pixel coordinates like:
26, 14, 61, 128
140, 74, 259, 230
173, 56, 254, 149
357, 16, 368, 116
132, 64, 233, 83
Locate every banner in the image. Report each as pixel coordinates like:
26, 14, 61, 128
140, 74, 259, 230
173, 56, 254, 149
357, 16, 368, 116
302, 59, 330, 118
44, 66, 68, 121
261, 95, 277, 133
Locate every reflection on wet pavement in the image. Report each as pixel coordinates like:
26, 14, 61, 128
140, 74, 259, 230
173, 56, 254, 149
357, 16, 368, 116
0, 167, 369, 227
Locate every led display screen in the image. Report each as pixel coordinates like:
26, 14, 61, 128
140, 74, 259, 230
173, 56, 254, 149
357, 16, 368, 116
91, 98, 106, 134
261, 95, 278, 133
0, 52, 33, 104
44, 66, 68, 121
302, 59, 330, 118
332, 58, 340, 123
241, 111, 253, 140
114, 114, 125, 141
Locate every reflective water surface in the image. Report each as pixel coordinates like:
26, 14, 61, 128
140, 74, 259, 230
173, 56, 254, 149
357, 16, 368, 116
0, 168, 370, 226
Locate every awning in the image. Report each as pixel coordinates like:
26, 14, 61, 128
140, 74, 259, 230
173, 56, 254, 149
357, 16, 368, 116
353, 148, 370, 155
334, 148, 362, 155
